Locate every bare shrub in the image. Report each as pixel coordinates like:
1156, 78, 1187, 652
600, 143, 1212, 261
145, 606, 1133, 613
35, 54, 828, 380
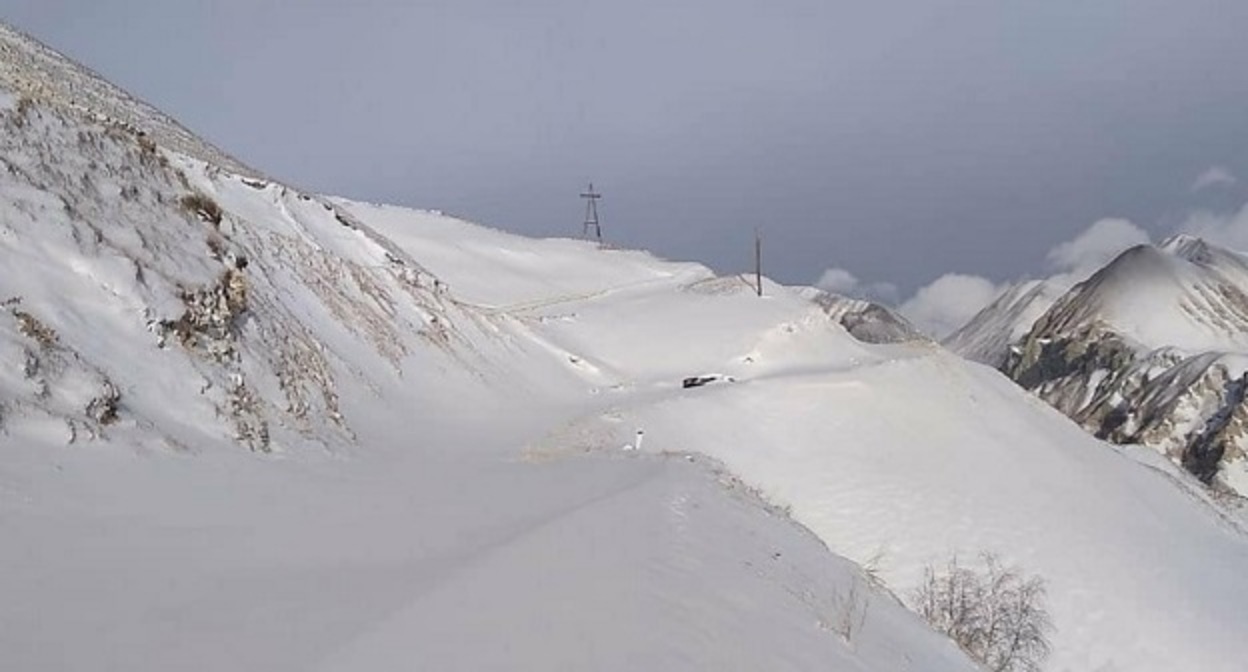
13, 310, 58, 348
180, 192, 223, 227
86, 380, 121, 425
911, 553, 1052, 672
830, 577, 870, 643
13, 96, 34, 126
861, 546, 889, 589
136, 133, 157, 156
228, 378, 270, 452
205, 234, 225, 261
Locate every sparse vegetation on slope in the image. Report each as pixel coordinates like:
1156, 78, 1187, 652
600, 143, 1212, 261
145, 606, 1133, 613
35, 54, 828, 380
912, 554, 1052, 672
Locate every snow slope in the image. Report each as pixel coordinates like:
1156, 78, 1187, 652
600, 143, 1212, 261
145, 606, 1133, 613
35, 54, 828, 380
1033, 244, 1248, 353
3, 20, 1248, 672
0, 23, 980, 672
3, 425, 981, 672
0, 90, 466, 452
361, 207, 1248, 672
944, 279, 1064, 367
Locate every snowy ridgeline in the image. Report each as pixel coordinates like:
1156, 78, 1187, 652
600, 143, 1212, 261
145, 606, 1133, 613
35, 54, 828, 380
949, 235, 1248, 495
0, 21, 256, 177
1, 23, 1248, 672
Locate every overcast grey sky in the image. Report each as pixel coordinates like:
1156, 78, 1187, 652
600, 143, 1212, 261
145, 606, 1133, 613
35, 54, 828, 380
4, 0, 1248, 307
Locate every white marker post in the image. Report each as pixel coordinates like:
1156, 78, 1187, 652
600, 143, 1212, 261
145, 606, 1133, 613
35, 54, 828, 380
634, 429, 645, 452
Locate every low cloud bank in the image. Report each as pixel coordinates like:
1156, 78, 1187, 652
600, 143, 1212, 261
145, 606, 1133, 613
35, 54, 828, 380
814, 184, 1248, 339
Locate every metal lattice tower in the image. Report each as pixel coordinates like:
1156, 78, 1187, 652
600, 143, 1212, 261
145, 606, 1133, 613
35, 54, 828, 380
580, 182, 602, 242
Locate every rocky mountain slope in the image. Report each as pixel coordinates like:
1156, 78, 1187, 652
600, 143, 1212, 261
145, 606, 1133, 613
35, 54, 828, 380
943, 279, 1064, 368
957, 236, 1248, 494
806, 289, 929, 345
0, 85, 480, 452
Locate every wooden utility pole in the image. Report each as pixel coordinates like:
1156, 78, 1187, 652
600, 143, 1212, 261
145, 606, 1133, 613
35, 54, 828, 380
580, 183, 602, 242
754, 228, 763, 297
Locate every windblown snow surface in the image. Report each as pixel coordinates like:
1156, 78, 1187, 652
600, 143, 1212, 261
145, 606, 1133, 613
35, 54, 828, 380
1, 22, 1247, 672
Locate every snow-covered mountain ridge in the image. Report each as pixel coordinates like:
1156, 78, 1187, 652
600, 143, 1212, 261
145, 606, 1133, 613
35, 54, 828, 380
0, 22, 255, 176
944, 279, 1065, 368
3, 21, 1247, 672
984, 238, 1248, 494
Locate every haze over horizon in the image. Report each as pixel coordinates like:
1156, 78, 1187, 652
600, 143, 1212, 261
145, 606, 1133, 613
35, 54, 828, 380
5, 0, 1248, 333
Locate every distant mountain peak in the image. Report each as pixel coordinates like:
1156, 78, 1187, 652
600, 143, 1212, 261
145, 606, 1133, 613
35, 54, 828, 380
808, 290, 928, 344
943, 279, 1064, 368
1040, 241, 1248, 353
982, 236, 1248, 493
1161, 233, 1210, 257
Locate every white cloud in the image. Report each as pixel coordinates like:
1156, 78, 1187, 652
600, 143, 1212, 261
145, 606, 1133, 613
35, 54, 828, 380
898, 273, 1003, 339
1191, 166, 1238, 192
843, 218, 1159, 341
1177, 202, 1248, 252
816, 268, 860, 294
1045, 218, 1151, 275
814, 267, 899, 304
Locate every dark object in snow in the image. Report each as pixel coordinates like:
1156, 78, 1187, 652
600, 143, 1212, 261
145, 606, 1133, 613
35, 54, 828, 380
682, 375, 731, 389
